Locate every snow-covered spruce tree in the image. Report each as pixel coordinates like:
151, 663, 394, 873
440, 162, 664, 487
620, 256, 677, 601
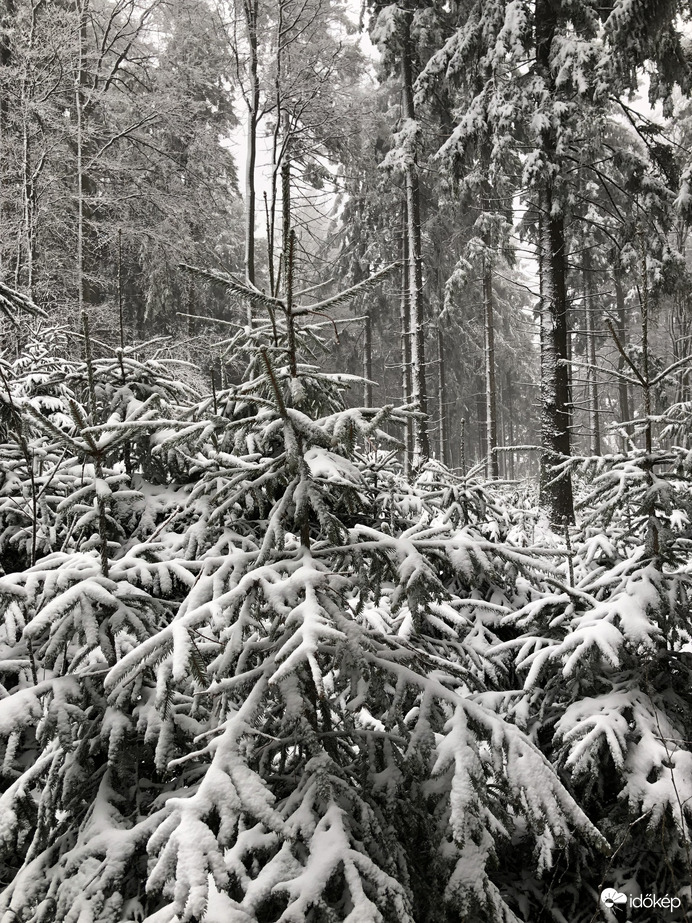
495, 431, 692, 918
106, 340, 606, 921
0, 320, 215, 922
0, 308, 607, 920
58, 303, 629, 919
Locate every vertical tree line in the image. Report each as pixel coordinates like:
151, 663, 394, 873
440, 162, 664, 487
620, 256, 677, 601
1, 2, 692, 921
0, 0, 243, 336
0, 0, 691, 510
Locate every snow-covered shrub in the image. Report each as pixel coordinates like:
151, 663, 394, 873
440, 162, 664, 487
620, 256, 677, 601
0, 312, 606, 923
497, 446, 692, 920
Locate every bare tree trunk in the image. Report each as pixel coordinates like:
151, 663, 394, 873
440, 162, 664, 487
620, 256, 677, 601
506, 368, 515, 480
0, 0, 14, 279
242, 0, 258, 325
19, 1, 38, 298
483, 253, 499, 478
583, 250, 601, 455
535, 0, 574, 523
364, 310, 373, 408
401, 7, 429, 465
437, 324, 447, 466
639, 241, 652, 457
400, 205, 413, 475
538, 205, 575, 523
267, 0, 287, 298
75, 0, 88, 317
671, 291, 690, 404
614, 259, 633, 449
281, 156, 298, 379
476, 378, 485, 467
21, 119, 34, 296
118, 227, 124, 348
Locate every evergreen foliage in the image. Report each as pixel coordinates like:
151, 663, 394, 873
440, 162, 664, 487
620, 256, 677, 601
1, 1, 692, 921
0, 309, 618, 923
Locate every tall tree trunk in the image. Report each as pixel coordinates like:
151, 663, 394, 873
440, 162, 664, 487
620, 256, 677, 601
401, 7, 429, 465
400, 205, 413, 475
506, 368, 515, 480
243, 0, 258, 325
535, 0, 574, 523
437, 323, 447, 466
672, 291, 690, 404
0, 0, 14, 278
538, 206, 575, 523
583, 250, 601, 455
476, 365, 485, 466
75, 0, 88, 317
614, 259, 633, 449
639, 240, 652, 457
483, 253, 499, 478
16, 0, 38, 297
21, 120, 34, 296
281, 156, 298, 379
364, 310, 373, 408
267, 0, 285, 297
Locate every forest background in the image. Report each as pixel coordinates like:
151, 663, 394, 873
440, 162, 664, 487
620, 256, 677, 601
0, 0, 692, 922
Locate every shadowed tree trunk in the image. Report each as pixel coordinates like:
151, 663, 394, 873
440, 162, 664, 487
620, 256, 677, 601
538, 205, 574, 523
536, 0, 574, 523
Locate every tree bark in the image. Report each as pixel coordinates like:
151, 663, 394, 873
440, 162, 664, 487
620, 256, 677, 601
506, 368, 515, 480
75, 0, 88, 317
242, 0, 259, 325
583, 250, 601, 455
437, 323, 447, 466
364, 310, 373, 408
400, 205, 413, 475
400, 6, 429, 465
281, 156, 298, 379
17, 0, 39, 297
0, 0, 14, 279
614, 259, 633, 449
535, 0, 574, 523
538, 206, 575, 523
483, 253, 499, 478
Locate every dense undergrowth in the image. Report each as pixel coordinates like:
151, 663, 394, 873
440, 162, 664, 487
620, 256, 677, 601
0, 321, 690, 923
